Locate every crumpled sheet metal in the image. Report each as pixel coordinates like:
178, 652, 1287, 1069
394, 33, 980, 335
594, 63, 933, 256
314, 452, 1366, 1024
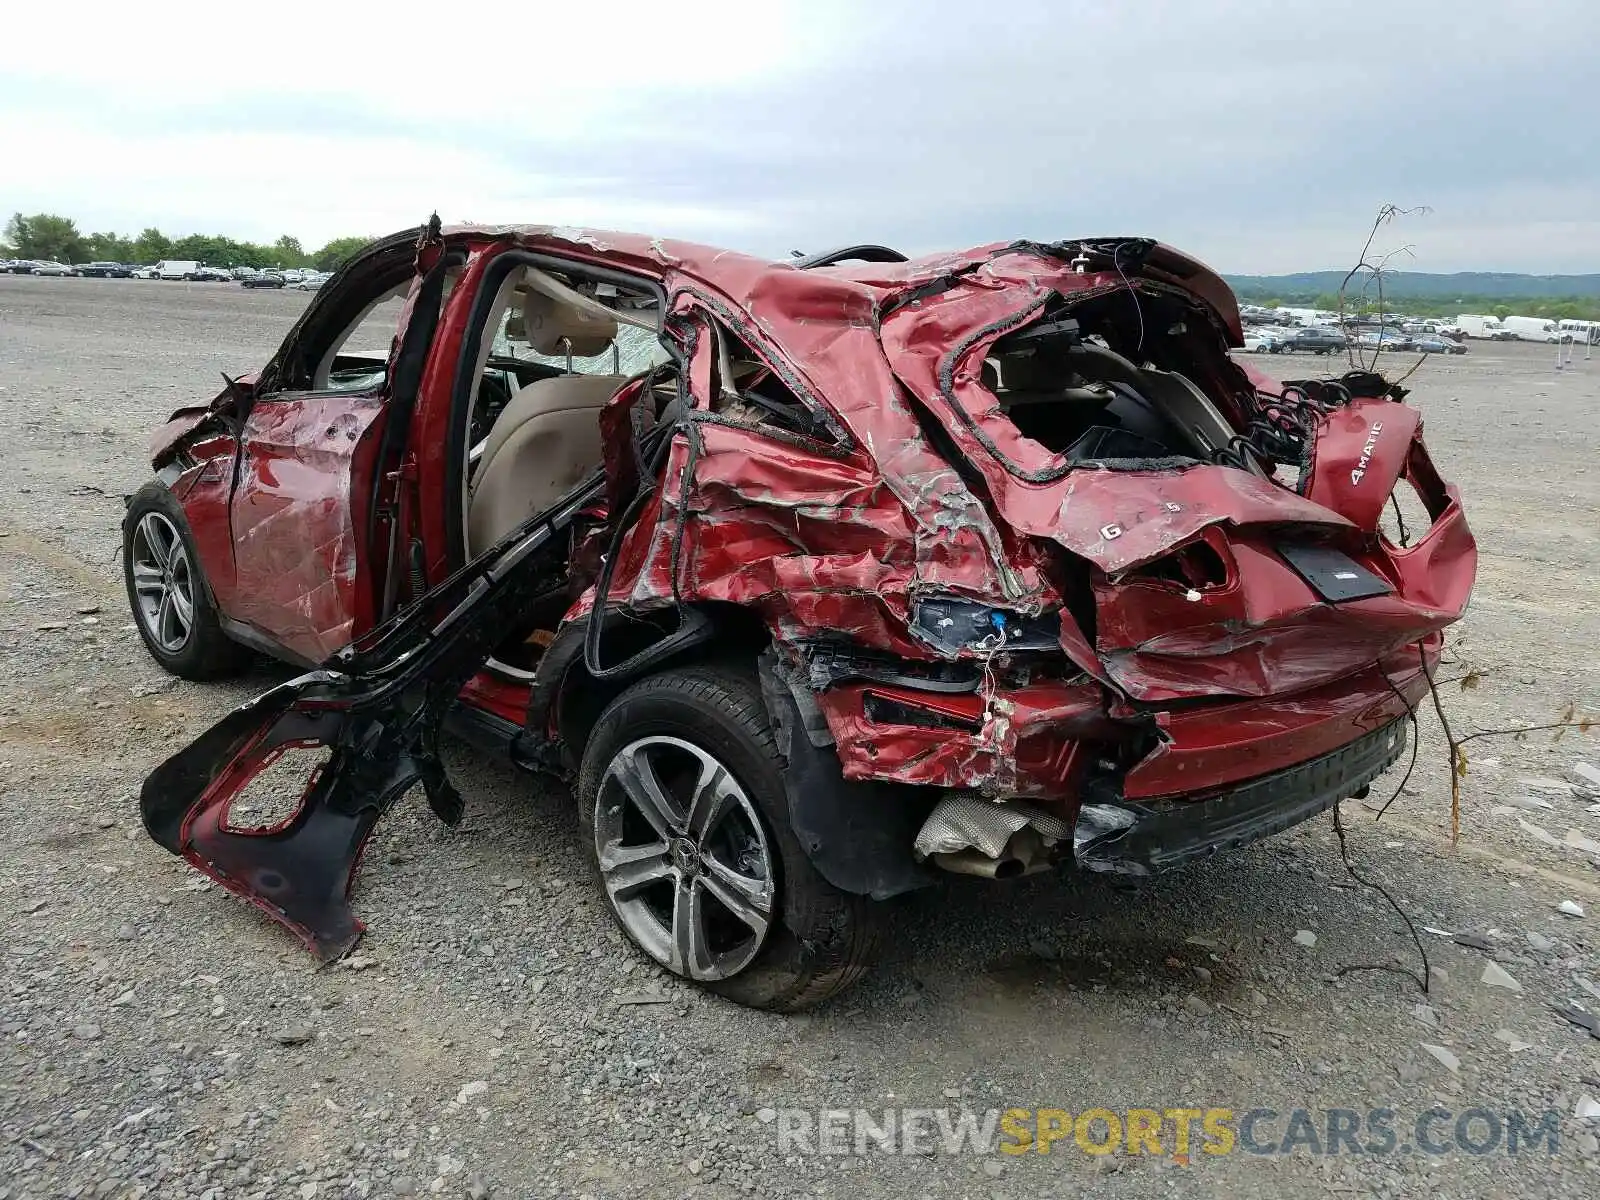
811, 679, 1104, 800
149, 406, 212, 467
227, 396, 386, 663
1092, 521, 1470, 705
871, 266, 1473, 703
411, 232, 1268, 679
1083, 393, 1475, 702
1121, 641, 1437, 799
875, 260, 1338, 570
1304, 396, 1421, 532
589, 301, 1052, 659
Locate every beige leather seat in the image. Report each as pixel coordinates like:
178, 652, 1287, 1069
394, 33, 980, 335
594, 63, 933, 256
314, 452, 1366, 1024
467, 290, 626, 554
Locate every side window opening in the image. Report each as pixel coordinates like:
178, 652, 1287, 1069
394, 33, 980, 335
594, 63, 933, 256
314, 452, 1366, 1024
461, 263, 675, 566
496, 285, 669, 377
463, 267, 670, 471
706, 320, 836, 443
313, 283, 412, 393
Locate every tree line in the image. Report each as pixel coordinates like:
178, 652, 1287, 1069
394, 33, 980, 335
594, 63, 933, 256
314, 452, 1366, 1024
1235, 287, 1600, 322
2, 212, 373, 273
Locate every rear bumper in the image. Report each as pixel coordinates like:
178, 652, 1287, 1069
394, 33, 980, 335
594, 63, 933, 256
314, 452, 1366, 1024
1074, 717, 1408, 876
810, 641, 1432, 806
1122, 644, 1432, 800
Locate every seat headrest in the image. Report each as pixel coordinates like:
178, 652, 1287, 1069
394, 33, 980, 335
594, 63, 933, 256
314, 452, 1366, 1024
523, 289, 617, 357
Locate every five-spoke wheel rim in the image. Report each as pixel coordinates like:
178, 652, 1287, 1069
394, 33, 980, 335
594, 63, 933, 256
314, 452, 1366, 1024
130, 512, 195, 653
595, 735, 776, 981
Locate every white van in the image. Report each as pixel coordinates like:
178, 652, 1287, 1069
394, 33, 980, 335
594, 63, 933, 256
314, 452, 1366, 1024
155, 260, 201, 281
1454, 314, 1506, 339
1501, 315, 1564, 343
1557, 319, 1598, 345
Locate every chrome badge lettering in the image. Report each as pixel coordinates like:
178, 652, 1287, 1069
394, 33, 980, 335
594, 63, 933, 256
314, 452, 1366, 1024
1350, 421, 1384, 486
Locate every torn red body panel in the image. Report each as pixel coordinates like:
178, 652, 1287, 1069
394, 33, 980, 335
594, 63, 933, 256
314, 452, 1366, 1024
135, 224, 1477, 963
225, 395, 387, 662
816, 677, 1108, 796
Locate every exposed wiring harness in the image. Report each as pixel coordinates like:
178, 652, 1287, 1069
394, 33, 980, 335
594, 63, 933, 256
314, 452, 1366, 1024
1213, 377, 1349, 477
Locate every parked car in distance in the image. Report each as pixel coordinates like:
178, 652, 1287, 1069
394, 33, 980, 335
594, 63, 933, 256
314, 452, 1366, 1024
1240, 330, 1283, 353
76, 261, 133, 278
1412, 334, 1468, 355
1355, 329, 1413, 351
7, 260, 40, 274
155, 260, 202, 281
289, 273, 328, 291
240, 271, 287, 289
195, 266, 233, 283
130, 265, 160, 279
32, 261, 76, 277
1280, 327, 1348, 354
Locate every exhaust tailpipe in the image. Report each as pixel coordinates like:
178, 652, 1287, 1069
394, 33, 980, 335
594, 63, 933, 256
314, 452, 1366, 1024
930, 826, 1051, 878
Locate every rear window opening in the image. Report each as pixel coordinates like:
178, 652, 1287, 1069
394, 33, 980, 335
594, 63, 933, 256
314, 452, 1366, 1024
708, 321, 838, 444
981, 289, 1246, 470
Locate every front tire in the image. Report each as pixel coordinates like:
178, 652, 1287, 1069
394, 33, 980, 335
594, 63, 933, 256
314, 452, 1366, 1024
122, 482, 250, 680
577, 664, 884, 1011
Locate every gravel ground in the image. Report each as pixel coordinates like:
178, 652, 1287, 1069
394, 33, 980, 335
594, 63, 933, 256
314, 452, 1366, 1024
1, 274, 1598, 1199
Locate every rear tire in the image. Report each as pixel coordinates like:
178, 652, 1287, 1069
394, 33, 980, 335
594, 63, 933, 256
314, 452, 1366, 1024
122, 481, 250, 681
577, 663, 885, 1012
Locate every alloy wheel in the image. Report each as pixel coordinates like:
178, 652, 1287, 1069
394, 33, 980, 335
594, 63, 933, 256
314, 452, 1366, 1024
594, 735, 776, 981
129, 512, 196, 653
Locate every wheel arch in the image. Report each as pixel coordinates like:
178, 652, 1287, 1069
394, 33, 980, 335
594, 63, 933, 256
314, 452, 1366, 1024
529, 601, 773, 761
525, 605, 937, 901
121, 479, 252, 680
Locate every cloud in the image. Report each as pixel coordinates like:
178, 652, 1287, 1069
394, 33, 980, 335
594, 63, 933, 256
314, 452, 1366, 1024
3, 0, 1596, 272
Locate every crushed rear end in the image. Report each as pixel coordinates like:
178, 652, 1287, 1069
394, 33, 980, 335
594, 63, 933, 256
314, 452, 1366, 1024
761, 237, 1475, 880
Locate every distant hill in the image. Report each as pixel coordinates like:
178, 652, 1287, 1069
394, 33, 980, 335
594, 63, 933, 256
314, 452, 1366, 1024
1226, 271, 1600, 300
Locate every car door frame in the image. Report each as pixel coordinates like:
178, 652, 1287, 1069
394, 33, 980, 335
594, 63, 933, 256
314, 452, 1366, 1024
408, 243, 673, 584
221, 230, 452, 664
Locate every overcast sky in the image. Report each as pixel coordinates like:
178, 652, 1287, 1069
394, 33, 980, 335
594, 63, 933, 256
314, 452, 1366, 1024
4, 0, 1597, 273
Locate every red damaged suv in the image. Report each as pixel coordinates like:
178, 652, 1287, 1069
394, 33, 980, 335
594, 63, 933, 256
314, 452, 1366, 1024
125, 222, 1475, 1010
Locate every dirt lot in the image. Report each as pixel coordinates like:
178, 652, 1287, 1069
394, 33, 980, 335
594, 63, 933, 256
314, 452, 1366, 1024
2, 274, 1598, 1199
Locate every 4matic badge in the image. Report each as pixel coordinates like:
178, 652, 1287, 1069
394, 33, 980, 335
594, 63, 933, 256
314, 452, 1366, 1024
1350, 421, 1383, 486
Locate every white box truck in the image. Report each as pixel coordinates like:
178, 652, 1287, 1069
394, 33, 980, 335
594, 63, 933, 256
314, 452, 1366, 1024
1454, 314, 1507, 339
1500, 316, 1564, 343
155, 260, 201, 281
